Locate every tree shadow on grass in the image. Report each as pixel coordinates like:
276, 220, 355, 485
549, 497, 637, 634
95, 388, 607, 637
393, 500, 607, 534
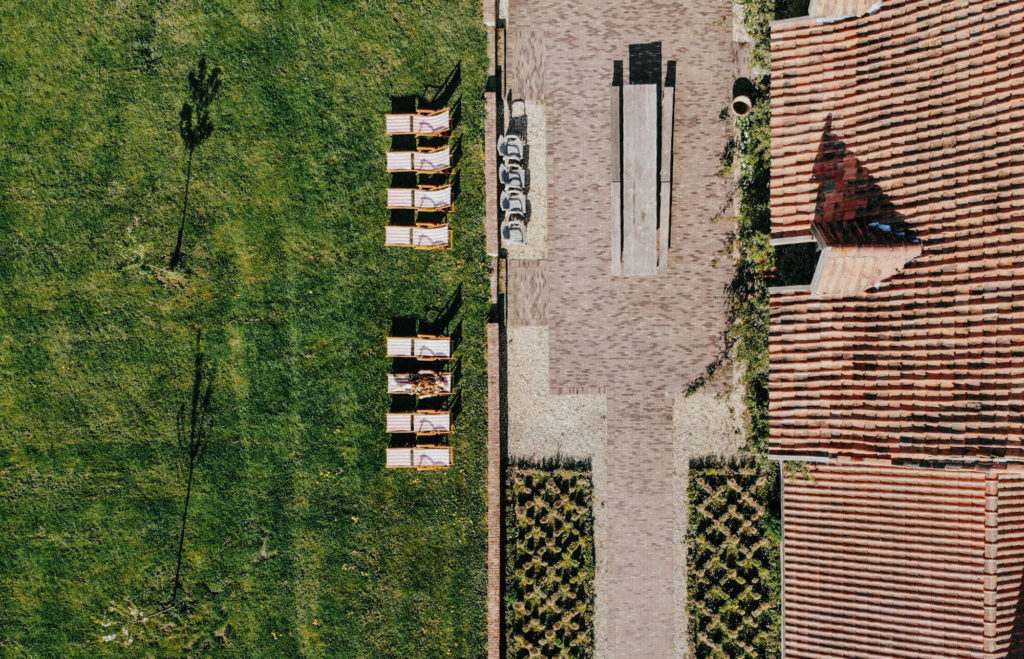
389, 432, 418, 448
444, 390, 463, 425
418, 171, 453, 189
416, 211, 447, 227
390, 94, 418, 114
422, 284, 462, 337
390, 134, 417, 151
448, 320, 463, 355
449, 135, 464, 169
391, 357, 423, 373
450, 171, 461, 202
390, 316, 419, 337
390, 396, 417, 413
450, 358, 462, 386
389, 209, 417, 227
391, 172, 417, 188
423, 61, 461, 110
450, 97, 463, 132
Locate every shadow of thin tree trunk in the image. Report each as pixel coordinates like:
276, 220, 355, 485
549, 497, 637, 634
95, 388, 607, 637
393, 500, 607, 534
170, 329, 215, 607
169, 149, 195, 271
169, 57, 221, 271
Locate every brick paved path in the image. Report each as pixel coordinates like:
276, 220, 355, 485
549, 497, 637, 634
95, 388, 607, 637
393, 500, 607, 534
502, 1, 738, 656
508, 0, 736, 394
601, 389, 679, 655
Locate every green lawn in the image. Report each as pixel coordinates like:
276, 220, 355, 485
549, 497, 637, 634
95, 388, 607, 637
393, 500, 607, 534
0, 1, 489, 655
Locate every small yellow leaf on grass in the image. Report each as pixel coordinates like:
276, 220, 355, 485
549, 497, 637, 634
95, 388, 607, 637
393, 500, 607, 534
351, 516, 359, 524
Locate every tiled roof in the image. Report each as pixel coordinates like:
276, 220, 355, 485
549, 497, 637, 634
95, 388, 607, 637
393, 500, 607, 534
783, 464, 1024, 658
768, 0, 1024, 464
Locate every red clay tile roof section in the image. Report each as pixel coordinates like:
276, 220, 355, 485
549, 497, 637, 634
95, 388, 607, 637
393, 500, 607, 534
782, 464, 1024, 658
768, 0, 1024, 464
991, 472, 1024, 655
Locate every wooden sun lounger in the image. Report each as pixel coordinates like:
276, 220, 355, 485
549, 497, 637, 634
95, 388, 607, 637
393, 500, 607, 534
386, 335, 452, 360
384, 225, 451, 250
384, 108, 451, 137
415, 338, 451, 359
386, 185, 453, 212
388, 371, 454, 397
386, 146, 451, 174
385, 412, 452, 435
385, 445, 453, 470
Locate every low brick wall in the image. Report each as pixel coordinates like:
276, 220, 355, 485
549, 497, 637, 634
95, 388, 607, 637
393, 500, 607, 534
486, 321, 502, 659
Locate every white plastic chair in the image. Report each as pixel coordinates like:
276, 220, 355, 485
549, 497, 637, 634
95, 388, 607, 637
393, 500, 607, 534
500, 189, 527, 216
499, 163, 526, 189
498, 134, 526, 161
501, 218, 527, 245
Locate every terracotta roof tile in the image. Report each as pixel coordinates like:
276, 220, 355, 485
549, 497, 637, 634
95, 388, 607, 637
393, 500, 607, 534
783, 464, 1024, 658
769, 0, 1024, 464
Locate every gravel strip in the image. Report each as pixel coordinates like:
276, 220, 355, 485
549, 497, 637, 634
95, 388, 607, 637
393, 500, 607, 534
506, 325, 607, 460
673, 358, 747, 459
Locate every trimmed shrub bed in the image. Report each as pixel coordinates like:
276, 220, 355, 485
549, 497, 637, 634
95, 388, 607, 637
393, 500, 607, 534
688, 456, 780, 658
505, 461, 595, 658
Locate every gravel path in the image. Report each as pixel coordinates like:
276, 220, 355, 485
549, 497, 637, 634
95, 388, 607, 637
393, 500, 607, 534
506, 326, 607, 460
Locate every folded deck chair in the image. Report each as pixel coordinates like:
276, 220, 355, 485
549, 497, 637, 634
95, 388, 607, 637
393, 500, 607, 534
387, 185, 453, 212
387, 371, 454, 397
413, 445, 452, 469
384, 108, 451, 137
386, 335, 451, 360
386, 146, 451, 174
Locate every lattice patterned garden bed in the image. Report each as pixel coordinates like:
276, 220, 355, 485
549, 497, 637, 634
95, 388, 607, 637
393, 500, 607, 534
688, 456, 780, 658
504, 461, 594, 658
